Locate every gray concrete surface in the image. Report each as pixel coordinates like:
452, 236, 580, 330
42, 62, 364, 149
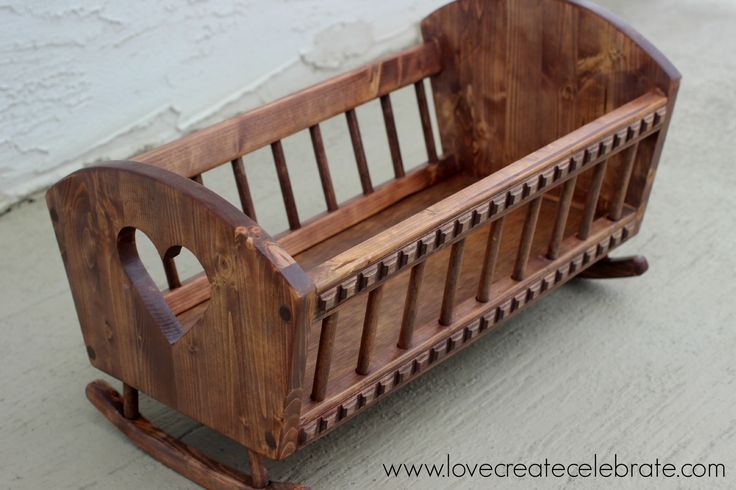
1, 0, 735, 488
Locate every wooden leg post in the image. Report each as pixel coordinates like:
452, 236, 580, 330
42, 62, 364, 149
122, 383, 139, 419
248, 450, 269, 489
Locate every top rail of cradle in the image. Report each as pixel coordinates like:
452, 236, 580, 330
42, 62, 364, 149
308, 91, 668, 318
134, 41, 442, 178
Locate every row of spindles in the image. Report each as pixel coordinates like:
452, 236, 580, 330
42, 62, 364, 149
185, 80, 440, 235
310, 138, 644, 402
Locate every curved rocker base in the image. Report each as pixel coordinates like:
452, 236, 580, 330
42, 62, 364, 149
579, 255, 649, 279
86, 380, 307, 490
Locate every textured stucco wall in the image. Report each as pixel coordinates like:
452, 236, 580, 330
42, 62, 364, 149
0, 0, 446, 212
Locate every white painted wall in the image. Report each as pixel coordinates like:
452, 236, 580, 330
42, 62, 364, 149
0, 0, 446, 212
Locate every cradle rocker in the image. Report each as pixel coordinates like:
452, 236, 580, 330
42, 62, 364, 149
48, 0, 680, 488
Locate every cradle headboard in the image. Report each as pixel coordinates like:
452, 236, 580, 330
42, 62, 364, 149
46, 162, 314, 459
421, 0, 680, 223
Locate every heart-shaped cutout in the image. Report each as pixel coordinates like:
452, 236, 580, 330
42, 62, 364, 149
117, 227, 211, 344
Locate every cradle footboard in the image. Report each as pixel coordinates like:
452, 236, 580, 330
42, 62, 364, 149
46, 162, 314, 460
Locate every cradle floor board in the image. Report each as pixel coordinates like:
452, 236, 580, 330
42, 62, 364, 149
293, 171, 479, 271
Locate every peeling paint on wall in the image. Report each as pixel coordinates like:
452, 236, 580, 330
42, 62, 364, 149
0, 0, 446, 212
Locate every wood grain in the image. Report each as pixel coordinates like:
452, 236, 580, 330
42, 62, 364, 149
135, 42, 441, 177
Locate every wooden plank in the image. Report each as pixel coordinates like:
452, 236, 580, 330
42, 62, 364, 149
135, 42, 441, 177
231, 157, 257, 220
162, 255, 181, 290
547, 176, 577, 259
345, 109, 373, 194
512, 197, 543, 281
271, 140, 300, 230
311, 314, 339, 402
398, 261, 427, 349
380, 94, 405, 178
439, 239, 466, 326
414, 80, 438, 162
422, 0, 679, 177
276, 161, 450, 256
579, 160, 608, 239
309, 124, 338, 212
476, 217, 505, 303
610, 142, 639, 221
356, 285, 385, 375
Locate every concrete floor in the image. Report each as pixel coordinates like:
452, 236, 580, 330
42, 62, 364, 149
2, 0, 735, 488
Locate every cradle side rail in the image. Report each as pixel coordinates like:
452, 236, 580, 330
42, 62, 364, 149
46, 161, 315, 461
134, 41, 446, 258
299, 90, 669, 439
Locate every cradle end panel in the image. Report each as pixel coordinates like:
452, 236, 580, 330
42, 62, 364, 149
421, 0, 680, 185
46, 161, 315, 460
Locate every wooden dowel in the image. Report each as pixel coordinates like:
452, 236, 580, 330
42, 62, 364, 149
356, 285, 384, 375
414, 80, 438, 162
309, 124, 338, 212
547, 176, 577, 259
247, 449, 268, 489
231, 157, 257, 220
380, 94, 405, 178
311, 313, 339, 402
122, 383, 139, 419
477, 217, 505, 302
609, 142, 639, 221
271, 140, 300, 230
191, 174, 203, 184
345, 108, 373, 194
579, 159, 609, 239
162, 256, 181, 290
439, 239, 466, 326
513, 197, 543, 281
398, 261, 426, 349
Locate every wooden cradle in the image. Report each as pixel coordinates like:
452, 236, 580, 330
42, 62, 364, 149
47, 0, 680, 488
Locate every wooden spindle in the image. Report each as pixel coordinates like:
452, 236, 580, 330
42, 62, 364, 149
247, 450, 268, 489
609, 142, 640, 221
356, 285, 384, 375
547, 176, 577, 259
398, 261, 426, 349
271, 140, 300, 230
414, 80, 438, 162
122, 383, 139, 419
311, 313, 338, 402
380, 94, 405, 178
191, 174, 203, 184
162, 256, 181, 290
345, 108, 373, 194
512, 197, 543, 281
309, 124, 338, 212
231, 157, 257, 220
579, 160, 609, 239
477, 218, 505, 302
439, 239, 466, 326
